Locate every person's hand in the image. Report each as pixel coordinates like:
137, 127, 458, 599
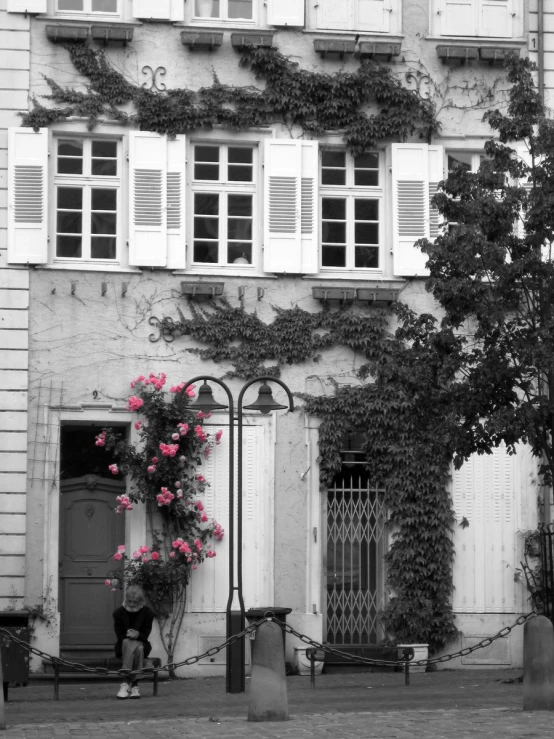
126, 629, 139, 639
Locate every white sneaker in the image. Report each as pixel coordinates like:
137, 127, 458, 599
117, 682, 130, 699
129, 685, 140, 699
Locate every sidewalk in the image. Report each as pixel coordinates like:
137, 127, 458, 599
2, 668, 550, 738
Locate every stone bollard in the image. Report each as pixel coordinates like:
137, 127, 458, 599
523, 615, 554, 711
248, 620, 288, 722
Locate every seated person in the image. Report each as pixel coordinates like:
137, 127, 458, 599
113, 585, 155, 699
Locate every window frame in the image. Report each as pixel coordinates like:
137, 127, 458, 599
54, 0, 120, 17
52, 135, 122, 266
190, 142, 259, 271
319, 148, 383, 274
430, 0, 524, 39
188, 0, 258, 26
306, 0, 401, 35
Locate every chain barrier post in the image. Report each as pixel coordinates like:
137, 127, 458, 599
523, 614, 554, 711
248, 619, 288, 722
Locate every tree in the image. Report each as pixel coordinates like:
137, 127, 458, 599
397, 55, 554, 522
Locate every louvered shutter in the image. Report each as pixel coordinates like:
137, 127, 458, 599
317, 0, 352, 29
441, 0, 476, 36
428, 145, 444, 243
8, 127, 48, 265
166, 135, 187, 270
267, 0, 305, 26
264, 139, 318, 273
358, 0, 390, 33
479, 0, 512, 37
128, 131, 167, 267
132, 0, 183, 20
391, 143, 430, 277
7, 0, 47, 12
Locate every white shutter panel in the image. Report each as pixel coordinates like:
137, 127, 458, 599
132, 0, 172, 20
300, 141, 319, 273
264, 139, 302, 273
358, 0, 390, 33
128, 131, 167, 268
8, 127, 48, 265
441, 0, 476, 36
428, 145, 444, 242
166, 135, 187, 270
7, 0, 47, 12
317, 0, 352, 29
392, 143, 430, 277
480, 0, 512, 38
267, 0, 305, 26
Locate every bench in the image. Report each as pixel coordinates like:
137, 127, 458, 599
309, 645, 415, 686
51, 656, 163, 700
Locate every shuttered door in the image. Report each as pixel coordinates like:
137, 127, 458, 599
166, 135, 187, 270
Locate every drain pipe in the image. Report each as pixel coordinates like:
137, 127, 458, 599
538, 0, 545, 104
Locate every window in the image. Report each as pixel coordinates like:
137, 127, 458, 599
193, 0, 254, 22
434, 0, 522, 39
448, 151, 483, 174
192, 144, 256, 266
320, 150, 381, 271
54, 138, 120, 262
313, 0, 399, 34
56, 0, 118, 12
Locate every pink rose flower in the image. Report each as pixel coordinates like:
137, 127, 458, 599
151, 551, 160, 561
108, 464, 119, 475
169, 551, 176, 558
201, 513, 208, 522
195, 500, 204, 511
134, 421, 142, 430
117, 545, 126, 552
172, 433, 179, 441
147, 465, 156, 474
197, 411, 204, 420
113, 552, 122, 561
215, 429, 223, 445
127, 396, 144, 412
152, 457, 159, 464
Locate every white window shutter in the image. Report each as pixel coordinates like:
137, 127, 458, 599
128, 131, 168, 268
428, 145, 444, 242
441, 0, 476, 36
317, 0, 352, 29
264, 139, 302, 273
479, 0, 512, 37
358, 0, 390, 33
267, 0, 305, 26
170, 0, 185, 21
132, 0, 172, 20
391, 143, 430, 277
166, 135, 187, 270
8, 127, 48, 265
300, 141, 319, 273
7, 0, 47, 12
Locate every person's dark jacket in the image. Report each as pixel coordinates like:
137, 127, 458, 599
113, 605, 155, 659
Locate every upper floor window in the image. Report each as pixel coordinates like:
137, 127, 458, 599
433, 0, 522, 38
56, 0, 118, 13
193, 0, 254, 22
311, 0, 399, 34
54, 138, 120, 262
192, 144, 256, 267
320, 150, 381, 271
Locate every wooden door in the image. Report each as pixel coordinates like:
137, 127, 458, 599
59, 477, 125, 649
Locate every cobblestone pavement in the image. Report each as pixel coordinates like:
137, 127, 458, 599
2, 669, 549, 738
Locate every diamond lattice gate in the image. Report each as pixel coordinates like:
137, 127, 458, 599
325, 469, 386, 646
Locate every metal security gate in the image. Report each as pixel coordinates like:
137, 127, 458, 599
325, 469, 385, 645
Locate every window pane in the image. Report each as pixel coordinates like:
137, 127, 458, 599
322, 151, 346, 186
355, 199, 378, 221
322, 246, 346, 267
322, 151, 345, 168
229, 147, 253, 164
57, 236, 82, 258
355, 247, 379, 269
355, 222, 379, 244
91, 212, 116, 235
91, 237, 116, 259
92, 189, 117, 210
58, 140, 83, 157
194, 217, 219, 239
229, 0, 252, 18
228, 219, 252, 240
92, 0, 117, 10
195, 0, 220, 17
58, 140, 83, 175
322, 198, 346, 220
448, 153, 472, 172
228, 243, 252, 263
194, 193, 219, 215
57, 187, 83, 209
228, 194, 252, 216
322, 221, 346, 244
58, 0, 84, 9
228, 164, 253, 182
195, 163, 219, 180
354, 169, 379, 187
355, 153, 378, 168
92, 140, 117, 176
195, 146, 219, 162
195, 146, 220, 180
57, 211, 82, 234
194, 241, 218, 263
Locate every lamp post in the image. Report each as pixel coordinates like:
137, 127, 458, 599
185, 375, 294, 693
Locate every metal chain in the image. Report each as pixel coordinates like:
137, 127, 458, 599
0, 609, 539, 675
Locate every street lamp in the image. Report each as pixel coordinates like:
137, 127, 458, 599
185, 375, 294, 693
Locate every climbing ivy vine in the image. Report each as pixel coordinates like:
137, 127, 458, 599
23, 43, 437, 152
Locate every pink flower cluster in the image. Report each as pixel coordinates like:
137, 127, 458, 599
213, 521, 224, 541
215, 429, 223, 445
105, 577, 119, 592
177, 423, 189, 436
130, 372, 167, 391
127, 395, 144, 412
195, 425, 207, 443
108, 463, 119, 475
159, 442, 179, 457
156, 487, 175, 506
115, 495, 133, 514
95, 430, 106, 447
170, 382, 196, 397
112, 544, 126, 560
196, 411, 212, 420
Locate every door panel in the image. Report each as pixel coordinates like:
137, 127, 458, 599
59, 478, 125, 648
